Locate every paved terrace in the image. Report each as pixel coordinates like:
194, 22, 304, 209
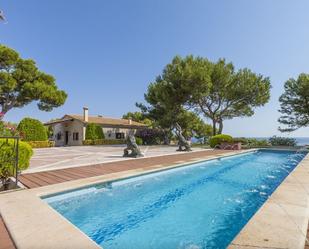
19, 149, 231, 189
25, 145, 205, 173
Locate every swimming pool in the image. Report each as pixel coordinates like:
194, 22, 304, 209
44, 149, 307, 249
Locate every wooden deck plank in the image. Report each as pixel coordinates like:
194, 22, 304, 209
19, 149, 234, 189
42, 171, 77, 181
60, 168, 95, 178
47, 170, 85, 180
31, 172, 66, 184
18, 176, 39, 189
20, 174, 53, 187
0, 216, 15, 249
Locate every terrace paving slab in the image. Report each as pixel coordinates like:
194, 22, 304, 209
25, 145, 205, 173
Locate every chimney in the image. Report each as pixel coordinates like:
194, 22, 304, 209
83, 107, 89, 122
128, 117, 132, 125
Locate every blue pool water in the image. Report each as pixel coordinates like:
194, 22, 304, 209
44, 150, 307, 249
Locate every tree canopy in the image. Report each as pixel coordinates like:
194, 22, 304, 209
278, 73, 309, 132
0, 45, 67, 120
189, 58, 271, 135
139, 55, 271, 135
122, 111, 153, 127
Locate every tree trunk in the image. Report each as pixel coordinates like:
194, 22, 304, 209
218, 119, 223, 134
212, 120, 217, 136
163, 129, 170, 145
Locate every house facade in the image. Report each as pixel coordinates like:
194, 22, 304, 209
45, 107, 146, 146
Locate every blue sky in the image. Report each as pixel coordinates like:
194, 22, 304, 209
1, 0, 309, 137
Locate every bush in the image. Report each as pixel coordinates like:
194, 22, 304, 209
269, 136, 297, 147
135, 137, 143, 145
209, 134, 233, 148
135, 128, 165, 145
232, 137, 248, 144
83, 139, 125, 145
26, 141, 55, 148
85, 123, 105, 140
242, 138, 270, 148
17, 118, 47, 141
0, 139, 33, 186
0, 121, 18, 136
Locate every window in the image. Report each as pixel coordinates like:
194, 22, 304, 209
116, 132, 125, 139
73, 132, 79, 141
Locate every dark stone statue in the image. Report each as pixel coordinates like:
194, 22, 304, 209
123, 132, 144, 158
175, 123, 192, 152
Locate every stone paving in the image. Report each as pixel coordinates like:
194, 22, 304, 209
25, 145, 205, 173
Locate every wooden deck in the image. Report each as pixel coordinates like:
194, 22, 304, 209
19, 149, 233, 189
0, 216, 15, 249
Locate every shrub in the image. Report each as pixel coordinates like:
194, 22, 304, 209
85, 123, 105, 140
17, 118, 47, 141
135, 128, 165, 145
232, 137, 248, 144
0, 139, 33, 187
269, 136, 297, 147
135, 137, 143, 145
83, 139, 125, 145
209, 134, 233, 148
243, 138, 270, 148
26, 141, 55, 148
0, 121, 19, 136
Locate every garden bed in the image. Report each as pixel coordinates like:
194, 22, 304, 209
0, 179, 20, 192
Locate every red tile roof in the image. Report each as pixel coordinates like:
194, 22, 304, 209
45, 114, 147, 128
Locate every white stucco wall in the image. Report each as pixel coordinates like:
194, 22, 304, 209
50, 121, 137, 146
52, 120, 84, 146
103, 127, 135, 139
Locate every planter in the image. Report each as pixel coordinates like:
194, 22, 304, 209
0, 179, 19, 192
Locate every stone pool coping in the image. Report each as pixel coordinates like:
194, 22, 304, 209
0, 148, 307, 248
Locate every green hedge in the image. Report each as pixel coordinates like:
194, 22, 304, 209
233, 137, 270, 148
209, 134, 233, 148
26, 141, 55, 148
0, 139, 33, 184
83, 139, 125, 145
85, 123, 105, 140
135, 137, 143, 145
269, 136, 296, 147
17, 118, 47, 141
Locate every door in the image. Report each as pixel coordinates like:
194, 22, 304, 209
65, 131, 69, 145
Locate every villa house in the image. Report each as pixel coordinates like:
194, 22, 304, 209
45, 107, 147, 146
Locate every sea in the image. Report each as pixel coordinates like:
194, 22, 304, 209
252, 137, 309, 146
192, 137, 309, 146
